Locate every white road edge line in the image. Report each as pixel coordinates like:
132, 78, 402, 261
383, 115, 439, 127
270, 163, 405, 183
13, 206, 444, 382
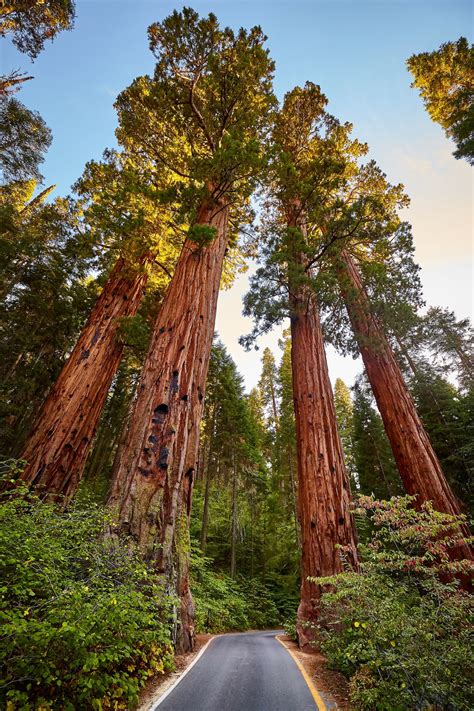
151, 637, 215, 709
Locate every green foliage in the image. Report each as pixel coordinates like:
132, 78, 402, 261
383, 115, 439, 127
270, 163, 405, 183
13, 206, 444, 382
0, 187, 96, 455
0, 471, 174, 710
334, 378, 357, 490
351, 376, 402, 501
188, 223, 217, 248
0, 98, 52, 182
74, 149, 182, 279
411, 370, 474, 516
311, 496, 474, 710
191, 340, 299, 621
116, 314, 151, 356
190, 545, 279, 633
407, 37, 474, 164
283, 618, 297, 641
0, 0, 75, 59
115, 7, 276, 264
82, 359, 143, 503
242, 82, 418, 359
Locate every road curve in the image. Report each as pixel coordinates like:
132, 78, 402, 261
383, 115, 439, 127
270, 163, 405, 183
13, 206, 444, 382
155, 630, 320, 711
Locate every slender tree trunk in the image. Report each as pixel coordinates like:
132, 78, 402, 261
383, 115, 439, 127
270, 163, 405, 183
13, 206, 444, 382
288, 453, 301, 548
18, 258, 149, 501
288, 211, 358, 648
108, 196, 229, 580
201, 466, 212, 553
336, 249, 473, 564
250, 492, 255, 578
200, 404, 217, 552
174, 426, 198, 654
230, 452, 238, 579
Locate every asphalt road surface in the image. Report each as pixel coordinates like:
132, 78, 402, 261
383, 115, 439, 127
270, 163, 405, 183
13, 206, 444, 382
156, 630, 320, 711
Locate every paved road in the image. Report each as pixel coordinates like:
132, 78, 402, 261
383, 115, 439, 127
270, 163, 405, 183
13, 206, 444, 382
156, 630, 319, 711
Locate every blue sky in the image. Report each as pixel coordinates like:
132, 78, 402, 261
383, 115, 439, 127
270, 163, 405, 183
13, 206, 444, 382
2, 0, 472, 389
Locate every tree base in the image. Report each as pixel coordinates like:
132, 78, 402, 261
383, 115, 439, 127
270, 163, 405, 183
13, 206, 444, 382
296, 599, 319, 650
175, 588, 196, 654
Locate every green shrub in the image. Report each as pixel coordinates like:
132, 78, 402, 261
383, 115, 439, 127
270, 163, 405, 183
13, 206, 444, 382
190, 545, 279, 633
311, 496, 474, 711
0, 473, 174, 710
283, 618, 297, 641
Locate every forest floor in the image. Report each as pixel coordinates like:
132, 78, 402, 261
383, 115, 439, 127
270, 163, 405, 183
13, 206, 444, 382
138, 631, 350, 710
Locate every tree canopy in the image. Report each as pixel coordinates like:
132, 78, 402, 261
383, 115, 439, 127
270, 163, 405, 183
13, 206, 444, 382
407, 37, 474, 163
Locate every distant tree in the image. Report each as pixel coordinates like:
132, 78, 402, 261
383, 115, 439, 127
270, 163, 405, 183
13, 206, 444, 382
0, 185, 95, 455
351, 377, 402, 500
191, 340, 299, 618
0, 97, 51, 182
389, 308, 474, 514
276, 333, 299, 545
422, 307, 474, 388
334, 378, 357, 491
409, 368, 474, 516
0, 0, 75, 59
407, 37, 474, 163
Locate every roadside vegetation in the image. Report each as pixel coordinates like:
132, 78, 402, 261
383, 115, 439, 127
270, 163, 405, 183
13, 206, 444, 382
313, 497, 473, 711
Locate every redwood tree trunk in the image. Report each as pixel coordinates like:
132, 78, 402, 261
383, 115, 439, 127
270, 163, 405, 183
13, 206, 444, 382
108, 197, 229, 579
288, 213, 358, 649
336, 249, 472, 562
19, 257, 148, 501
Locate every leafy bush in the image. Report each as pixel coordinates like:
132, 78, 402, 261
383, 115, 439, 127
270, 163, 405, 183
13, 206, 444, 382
0, 471, 174, 710
190, 545, 279, 633
311, 496, 474, 711
283, 618, 297, 641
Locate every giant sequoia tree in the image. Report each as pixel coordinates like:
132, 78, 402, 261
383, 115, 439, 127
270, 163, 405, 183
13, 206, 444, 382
243, 83, 360, 646
19, 153, 178, 500
107, 10, 275, 649
296, 146, 473, 566
303, 154, 472, 548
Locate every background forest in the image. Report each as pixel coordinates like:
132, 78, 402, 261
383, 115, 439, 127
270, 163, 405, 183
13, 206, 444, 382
0, 2, 473, 710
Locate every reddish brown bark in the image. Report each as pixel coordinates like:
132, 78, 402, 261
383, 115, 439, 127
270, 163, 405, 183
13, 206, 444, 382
288, 212, 358, 649
336, 249, 473, 563
108, 197, 229, 581
19, 258, 148, 501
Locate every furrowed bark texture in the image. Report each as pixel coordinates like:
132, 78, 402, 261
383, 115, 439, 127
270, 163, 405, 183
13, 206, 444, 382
289, 213, 358, 649
337, 249, 473, 563
108, 198, 229, 576
19, 258, 148, 501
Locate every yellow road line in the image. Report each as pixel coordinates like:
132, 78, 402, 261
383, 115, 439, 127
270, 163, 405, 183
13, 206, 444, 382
275, 634, 328, 711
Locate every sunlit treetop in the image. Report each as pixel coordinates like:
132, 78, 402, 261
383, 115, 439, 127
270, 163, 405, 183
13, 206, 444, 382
0, 0, 75, 59
407, 37, 474, 164
74, 148, 245, 293
115, 7, 276, 222
73, 150, 184, 293
242, 82, 421, 351
271, 82, 368, 222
